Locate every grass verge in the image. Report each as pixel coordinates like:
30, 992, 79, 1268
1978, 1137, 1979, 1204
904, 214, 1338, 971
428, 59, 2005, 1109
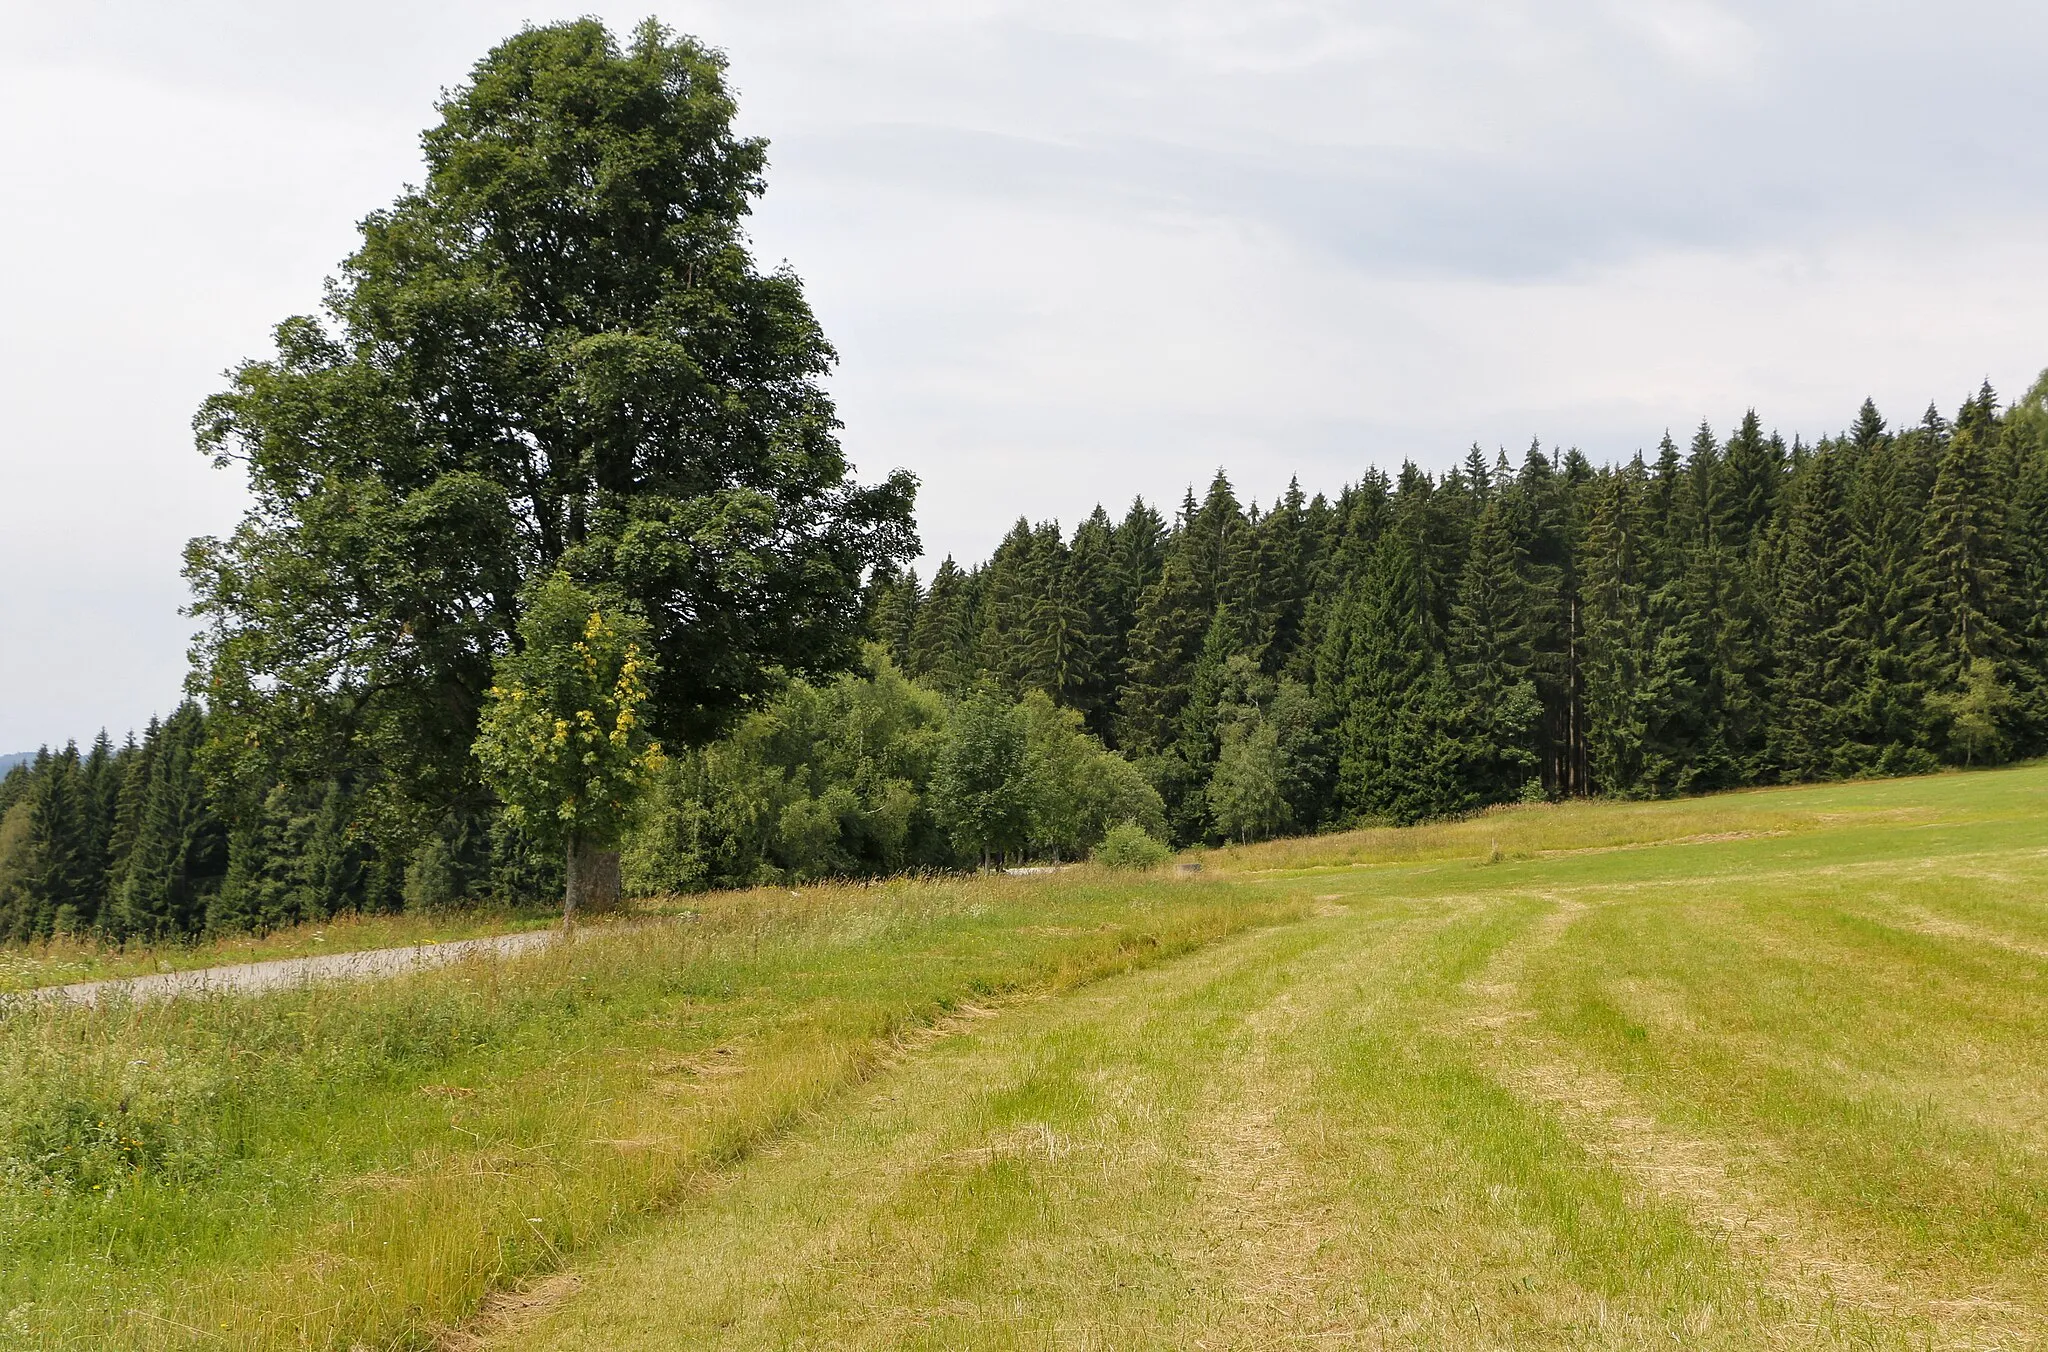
0, 872, 1303, 1348
0, 907, 562, 996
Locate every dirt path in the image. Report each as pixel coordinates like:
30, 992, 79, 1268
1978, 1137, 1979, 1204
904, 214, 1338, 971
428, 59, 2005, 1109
15, 928, 562, 1006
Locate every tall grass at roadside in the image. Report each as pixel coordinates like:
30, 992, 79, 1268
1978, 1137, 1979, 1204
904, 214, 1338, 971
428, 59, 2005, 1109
0, 906, 563, 996
0, 871, 1301, 1349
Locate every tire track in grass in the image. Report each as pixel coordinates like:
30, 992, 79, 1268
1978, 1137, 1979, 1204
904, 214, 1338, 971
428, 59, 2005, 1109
1170, 893, 1517, 1349
1181, 987, 1347, 1346
436, 912, 1319, 1351
1462, 890, 2033, 1351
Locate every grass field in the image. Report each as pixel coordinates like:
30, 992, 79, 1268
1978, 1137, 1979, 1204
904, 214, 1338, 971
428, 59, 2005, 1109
5, 765, 2048, 1348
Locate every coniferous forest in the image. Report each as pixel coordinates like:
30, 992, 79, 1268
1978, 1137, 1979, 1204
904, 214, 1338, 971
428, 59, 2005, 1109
5, 376, 2044, 943
863, 385, 2048, 846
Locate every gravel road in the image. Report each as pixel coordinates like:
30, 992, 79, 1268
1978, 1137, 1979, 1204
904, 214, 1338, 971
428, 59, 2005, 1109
15, 928, 563, 1007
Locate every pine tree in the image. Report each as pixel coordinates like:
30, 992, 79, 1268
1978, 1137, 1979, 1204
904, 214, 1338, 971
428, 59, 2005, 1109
1448, 497, 1542, 802
1319, 531, 1467, 824
1917, 421, 2017, 762
907, 558, 977, 693
1579, 464, 1656, 795
113, 704, 227, 940
1768, 446, 1864, 778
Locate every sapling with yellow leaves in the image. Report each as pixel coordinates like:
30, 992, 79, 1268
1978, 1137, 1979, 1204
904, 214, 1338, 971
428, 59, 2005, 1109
476, 574, 666, 918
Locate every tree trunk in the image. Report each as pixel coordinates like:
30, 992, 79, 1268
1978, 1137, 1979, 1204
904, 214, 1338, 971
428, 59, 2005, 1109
564, 834, 622, 923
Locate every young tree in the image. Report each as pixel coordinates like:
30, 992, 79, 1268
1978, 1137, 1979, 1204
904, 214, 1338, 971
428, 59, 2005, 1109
475, 574, 666, 917
1208, 718, 1289, 844
1016, 691, 1164, 859
186, 19, 914, 872
931, 686, 1029, 869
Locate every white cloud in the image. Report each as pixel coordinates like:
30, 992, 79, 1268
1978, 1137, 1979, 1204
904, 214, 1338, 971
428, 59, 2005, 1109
1, 0, 2043, 747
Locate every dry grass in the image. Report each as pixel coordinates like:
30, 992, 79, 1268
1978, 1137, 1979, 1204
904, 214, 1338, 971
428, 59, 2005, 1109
491, 763, 2048, 1350
0, 872, 1303, 1349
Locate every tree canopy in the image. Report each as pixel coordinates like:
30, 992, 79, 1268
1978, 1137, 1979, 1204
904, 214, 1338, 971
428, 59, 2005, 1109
185, 19, 916, 856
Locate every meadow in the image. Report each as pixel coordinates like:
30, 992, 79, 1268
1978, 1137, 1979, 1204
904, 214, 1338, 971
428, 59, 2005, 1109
4, 764, 2047, 1348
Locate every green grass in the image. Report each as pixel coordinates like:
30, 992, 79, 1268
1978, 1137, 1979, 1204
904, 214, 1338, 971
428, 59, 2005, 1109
0, 874, 1301, 1348
6, 765, 2048, 1348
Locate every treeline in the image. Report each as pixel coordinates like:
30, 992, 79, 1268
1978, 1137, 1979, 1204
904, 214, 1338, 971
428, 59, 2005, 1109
6, 377, 2044, 941
0, 707, 559, 944
865, 379, 2048, 842
0, 668, 1163, 942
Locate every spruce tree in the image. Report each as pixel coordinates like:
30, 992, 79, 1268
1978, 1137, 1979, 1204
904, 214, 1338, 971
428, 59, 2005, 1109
907, 558, 977, 693
1319, 531, 1466, 824
1117, 554, 1209, 758
1843, 408, 1936, 769
1257, 478, 1317, 672
975, 518, 1045, 690
113, 704, 227, 940
17, 747, 93, 938
864, 565, 921, 670
1916, 421, 2017, 762
104, 722, 157, 900
1579, 464, 1656, 795
1448, 497, 1542, 802
1021, 520, 1093, 704
2000, 371, 2048, 754
1768, 446, 1863, 777
1064, 507, 1123, 734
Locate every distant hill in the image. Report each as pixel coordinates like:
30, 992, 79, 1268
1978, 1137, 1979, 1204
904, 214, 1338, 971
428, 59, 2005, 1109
0, 751, 35, 776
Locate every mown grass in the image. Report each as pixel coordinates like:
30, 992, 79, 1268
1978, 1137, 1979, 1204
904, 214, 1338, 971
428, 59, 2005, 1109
501, 762, 2048, 1350
1192, 765, 1989, 875
9, 764, 2048, 1349
0, 872, 1301, 1348
0, 907, 561, 996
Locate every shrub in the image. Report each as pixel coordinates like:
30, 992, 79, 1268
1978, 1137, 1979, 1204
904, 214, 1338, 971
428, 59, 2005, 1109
1093, 821, 1171, 871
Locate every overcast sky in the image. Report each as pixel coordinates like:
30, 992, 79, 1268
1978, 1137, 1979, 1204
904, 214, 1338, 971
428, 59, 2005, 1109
2, 1, 2044, 751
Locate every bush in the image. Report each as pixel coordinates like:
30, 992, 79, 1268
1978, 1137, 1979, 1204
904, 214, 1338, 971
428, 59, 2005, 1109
1093, 821, 1171, 871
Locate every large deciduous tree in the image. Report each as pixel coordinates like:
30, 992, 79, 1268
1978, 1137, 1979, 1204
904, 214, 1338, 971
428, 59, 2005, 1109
185, 20, 916, 909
